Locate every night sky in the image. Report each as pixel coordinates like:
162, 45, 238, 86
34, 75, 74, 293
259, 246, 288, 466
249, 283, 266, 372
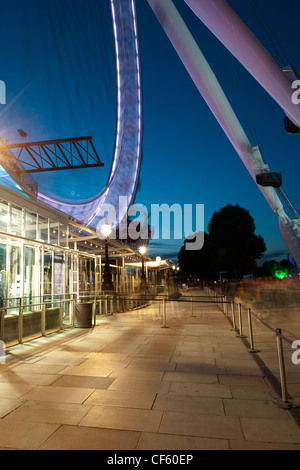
1, 0, 300, 264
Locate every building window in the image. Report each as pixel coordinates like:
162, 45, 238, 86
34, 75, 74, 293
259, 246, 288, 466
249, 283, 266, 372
25, 211, 37, 240
24, 246, 39, 309
50, 221, 59, 245
59, 224, 69, 247
37, 215, 49, 243
44, 250, 53, 298
0, 201, 8, 233
11, 205, 23, 237
8, 245, 21, 300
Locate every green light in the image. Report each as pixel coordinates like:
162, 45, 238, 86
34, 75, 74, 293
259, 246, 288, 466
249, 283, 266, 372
274, 269, 288, 280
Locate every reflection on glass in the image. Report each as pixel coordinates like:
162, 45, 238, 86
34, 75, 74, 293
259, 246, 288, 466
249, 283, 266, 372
0, 201, 8, 233
25, 211, 37, 240
38, 215, 49, 243
11, 205, 23, 237
9, 245, 21, 300
44, 250, 52, 299
59, 224, 68, 247
50, 221, 59, 245
24, 246, 39, 310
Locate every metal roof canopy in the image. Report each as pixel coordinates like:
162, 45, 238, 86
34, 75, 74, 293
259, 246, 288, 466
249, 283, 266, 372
0, 136, 104, 173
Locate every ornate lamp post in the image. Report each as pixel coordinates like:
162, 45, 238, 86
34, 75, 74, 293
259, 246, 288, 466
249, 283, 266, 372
100, 220, 114, 291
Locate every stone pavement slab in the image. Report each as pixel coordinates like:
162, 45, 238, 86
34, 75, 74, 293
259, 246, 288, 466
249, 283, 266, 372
0, 289, 300, 450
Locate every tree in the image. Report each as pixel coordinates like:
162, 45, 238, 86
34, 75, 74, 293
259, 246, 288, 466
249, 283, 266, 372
178, 204, 266, 280
178, 232, 214, 279
208, 204, 266, 278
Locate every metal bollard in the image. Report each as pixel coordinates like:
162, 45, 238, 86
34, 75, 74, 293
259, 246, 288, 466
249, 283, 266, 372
272, 328, 297, 409
236, 303, 246, 338
59, 302, 63, 330
93, 300, 96, 326
247, 308, 259, 353
41, 304, 46, 336
231, 302, 238, 331
161, 298, 169, 328
190, 297, 194, 317
18, 298, 24, 344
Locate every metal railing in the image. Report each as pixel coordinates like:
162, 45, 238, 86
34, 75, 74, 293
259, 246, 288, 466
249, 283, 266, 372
0, 297, 74, 346
205, 286, 300, 410
0, 284, 175, 347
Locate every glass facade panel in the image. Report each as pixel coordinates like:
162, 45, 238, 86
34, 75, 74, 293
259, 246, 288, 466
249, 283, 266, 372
8, 245, 21, 299
25, 211, 37, 240
44, 249, 53, 298
24, 246, 39, 308
53, 251, 65, 296
0, 201, 8, 232
50, 221, 59, 245
37, 215, 49, 243
59, 224, 68, 247
11, 205, 23, 236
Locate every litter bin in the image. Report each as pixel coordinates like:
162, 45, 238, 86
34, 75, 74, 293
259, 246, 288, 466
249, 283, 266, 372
74, 302, 93, 328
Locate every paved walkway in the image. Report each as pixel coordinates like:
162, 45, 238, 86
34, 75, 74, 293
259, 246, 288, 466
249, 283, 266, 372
1, 290, 300, 450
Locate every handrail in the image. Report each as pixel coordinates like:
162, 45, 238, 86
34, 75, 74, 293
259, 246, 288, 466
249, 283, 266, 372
205, 285, 300, 410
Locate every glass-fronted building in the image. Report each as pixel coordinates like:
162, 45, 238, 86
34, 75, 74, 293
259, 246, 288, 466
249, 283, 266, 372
0, 182, 171, 346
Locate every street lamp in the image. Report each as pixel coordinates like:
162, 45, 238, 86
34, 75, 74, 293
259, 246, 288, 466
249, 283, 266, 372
100, 220, 114, 291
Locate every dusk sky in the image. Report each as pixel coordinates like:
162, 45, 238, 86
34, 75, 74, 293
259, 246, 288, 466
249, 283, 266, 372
1, 0, 300, 264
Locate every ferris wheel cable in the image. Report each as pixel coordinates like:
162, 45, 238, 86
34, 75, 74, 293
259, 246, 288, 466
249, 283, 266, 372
183, 0, 300, 129
42, 0, 81, 136
246, 0, 285, 67
247, 0, 299, 76
39, 0, 115, 159
64, 0, 115, 143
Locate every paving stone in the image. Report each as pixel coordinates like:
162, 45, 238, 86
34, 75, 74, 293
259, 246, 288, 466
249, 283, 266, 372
153, 393, 224, 415
79, 405, 163, 432
159, 411, 244, 440
40, 425, 141, 450
240, 417, 300, 443
163, 371, 218, 384
169, 381, 232, 398
5, 400, 92, 425
0, 398, 26, 418
51, 375, 115, 389
0, 419, 59, 450
85, 389, 157, 409
137, 432, 230, 450
223, 398, 289, 419
20, 385, 94, 404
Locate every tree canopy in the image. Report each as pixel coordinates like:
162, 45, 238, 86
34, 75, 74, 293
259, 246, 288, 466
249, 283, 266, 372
178, 204, 266, 280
